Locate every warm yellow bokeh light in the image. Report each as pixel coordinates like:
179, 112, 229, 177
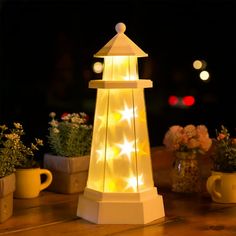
93, 62, 103, 73
199, 70, 210, 81
193, 59, 207, 70
193, 60, 202, 70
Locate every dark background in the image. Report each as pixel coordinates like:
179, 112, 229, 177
0, 0, 235, 152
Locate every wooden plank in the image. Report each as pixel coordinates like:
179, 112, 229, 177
0, 191, 78, 234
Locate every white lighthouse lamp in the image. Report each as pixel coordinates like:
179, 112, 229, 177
77, 22, 165, 224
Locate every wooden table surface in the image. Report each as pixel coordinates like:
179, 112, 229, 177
1, 147, 235, 236
1, 189, 236, 236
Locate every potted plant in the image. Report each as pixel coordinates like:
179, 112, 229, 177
44, 112, 92, 194
0, 124, 18, 223
4, 122, 52, 199
163, 124, 212, 193
206, 125, 236, 203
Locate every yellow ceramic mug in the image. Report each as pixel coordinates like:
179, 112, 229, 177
14, 168, 53, 198
206, 171, 236, 203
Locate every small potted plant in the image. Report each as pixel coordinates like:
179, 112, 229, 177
44, 112, 93, 194
206, 125, 236, 203
3, 122, 52, 199
0, 124, 18, 223
163, 124, 212, 193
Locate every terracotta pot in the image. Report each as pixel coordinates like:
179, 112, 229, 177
0, 173, 15, 223
44, 154, 90, 194
206, 171, 236, 203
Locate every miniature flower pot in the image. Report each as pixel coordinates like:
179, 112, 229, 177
206, 171, 236, 203
43, 154, 90, 194
14, 168, 53, 198
0, 173, 15, 223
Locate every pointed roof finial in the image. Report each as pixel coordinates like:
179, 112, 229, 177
94, 22, 148, 57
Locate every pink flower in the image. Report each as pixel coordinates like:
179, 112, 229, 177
184, 125, 197, 138
232, 139, 236, 145
217, 133, 226, 140
163, 124, 212, 154
61, 112, 69, 120
187, 138, 199, 149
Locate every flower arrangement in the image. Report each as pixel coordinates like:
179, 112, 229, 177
47, 112, 93, 157
0, 122, 43, 177
163, 124, 212, 155
211, 125, 236, 173
163, 124, 212, 193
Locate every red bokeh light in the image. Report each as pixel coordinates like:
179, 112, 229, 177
168, 95, 179, 106
182, 96, 195, 106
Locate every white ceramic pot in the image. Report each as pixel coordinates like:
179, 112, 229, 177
206, 171, 236, 203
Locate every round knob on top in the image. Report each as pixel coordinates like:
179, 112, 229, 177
115, 22, 126, 33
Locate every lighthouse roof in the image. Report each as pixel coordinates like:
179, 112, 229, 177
94, 23, 148, 57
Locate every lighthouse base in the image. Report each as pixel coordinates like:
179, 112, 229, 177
77, 187, 165, 224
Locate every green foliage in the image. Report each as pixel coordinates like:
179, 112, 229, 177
0, 123, 43, 178
47, 112, 92, 157
211, 125, 236, 173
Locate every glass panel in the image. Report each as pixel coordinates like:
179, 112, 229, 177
87, 56, 154, 193
87, 89, 108, 191
103, 56, 138, 81
133, 89, 154, 191
104, 89, 137, 192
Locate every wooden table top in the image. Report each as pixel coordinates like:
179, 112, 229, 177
1, 188, 235, 235
1, 147, 235, 235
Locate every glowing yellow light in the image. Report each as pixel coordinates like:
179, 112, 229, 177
107, 180, 116, 191
117, 137, 136, 161
119, 103, 137, 126
125, 174, 144, 191
109, 113, 122, 126
96, 149, 105, 163
114, 56, 127, 64
97, 112, 121, 130
137, 141, 148, 157
199, 70, 210, 81
93, 61, 104, 73
96, 146, 118, 163
193, 60, 202, 70
138, 110, 146, 123
97, 115, 107, 131
124, 75, 137, 81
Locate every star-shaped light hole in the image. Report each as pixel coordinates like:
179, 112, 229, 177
125, 174, 144, 192
117, 136, 136, 161
97, 115, 107, 131
119, 103, 137, 127
96, 146, 118, 163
